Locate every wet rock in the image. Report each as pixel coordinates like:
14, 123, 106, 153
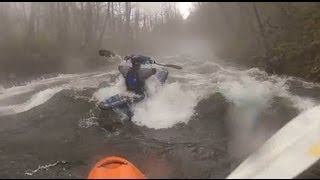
194, 92, 229, 119
97, 109, 125, 133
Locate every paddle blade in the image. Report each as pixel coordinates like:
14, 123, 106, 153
164, 64, 182, 69
155, 63, 182, 70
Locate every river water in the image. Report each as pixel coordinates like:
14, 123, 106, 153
0, 54, 319, 178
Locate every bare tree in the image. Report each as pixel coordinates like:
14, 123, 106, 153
98, 2, 110, 49
125, 2, 131, 34
83, 2, 93, 52
252, 2, 270, 54
25, 2, 37, 51
134, 6, 140, 39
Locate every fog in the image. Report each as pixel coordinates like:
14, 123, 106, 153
1, 2, 320, 179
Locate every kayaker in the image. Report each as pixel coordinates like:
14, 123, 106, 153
118, 54, 157, 103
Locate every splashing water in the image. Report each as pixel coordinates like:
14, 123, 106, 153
0, 54, 318, 133
25, 161, 67, 176
89, 55, 320, 131
92, 76, 127, 102
132, 81, 199, 129
0, 54, 320, 179
79, 117, 99, 128
0, 87, 64, 116
92, 73, 201, 129
0, 70, 118, 116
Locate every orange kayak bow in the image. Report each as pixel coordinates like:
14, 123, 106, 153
87, 156, 146, 179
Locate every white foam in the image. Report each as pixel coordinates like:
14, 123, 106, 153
1, 54, 316, 132
0, 87, 64, 116
213, 69, 318, 158
278, 90, 317, 112
0, 71, 107, 100
216, 74, 280, 144
79, 116, 99, 128
92, 76, 127, 102
0, 74, 75, 101
90, 55, 320, 130
216, 69, 317, 113
132, 80, 199, 129
25, 161, 66, 176
91, 71, 201, 129
68, 70, 119, 91
217, 76, 276, 108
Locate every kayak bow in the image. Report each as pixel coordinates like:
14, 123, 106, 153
87, 156, 146, 179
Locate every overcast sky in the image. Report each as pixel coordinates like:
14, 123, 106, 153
137, 2, 192, 19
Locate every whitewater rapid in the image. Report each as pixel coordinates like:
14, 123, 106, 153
0, 55, 319, 131
91, 54, 319, 130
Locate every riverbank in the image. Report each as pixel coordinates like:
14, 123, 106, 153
216, 45, 320, 85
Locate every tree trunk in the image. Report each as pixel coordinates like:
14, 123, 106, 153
125, 2, 131, 33
57, 2, 61, 41
71, 2, 81, 36
154, 12, 158, 33
80, 2, 86, 34
95, 2, 101, 36
216, 3, 236, 35
143, 13, 146, 32
25, 2, 36, 51
134, 7, 140, 39
149, 14, 153, 32
0, 2, 9, 34
252, 2, 270, 54
36, 2, 41, 35
61, 2, 69, 48
98, 2, 110, 49
110, 2, 115, 34
83, 2, 93, 52
237, 3, 259, 42
21, 2, 28, 23
125, 2, 132, 52
118, 2, 123, 33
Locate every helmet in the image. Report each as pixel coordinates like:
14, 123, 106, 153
131, 59, 141, 68
125, 54, 151, 66
130, 55, 142, 66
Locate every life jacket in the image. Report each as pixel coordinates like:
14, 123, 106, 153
125, 68, 144, 95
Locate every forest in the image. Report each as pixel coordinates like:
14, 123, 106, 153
1, 2, 320, 85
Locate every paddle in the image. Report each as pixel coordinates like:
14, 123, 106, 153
154, 62, 182, 70
98, 49, 182, 70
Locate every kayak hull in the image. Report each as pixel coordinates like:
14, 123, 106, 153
98, 94, 130, 110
